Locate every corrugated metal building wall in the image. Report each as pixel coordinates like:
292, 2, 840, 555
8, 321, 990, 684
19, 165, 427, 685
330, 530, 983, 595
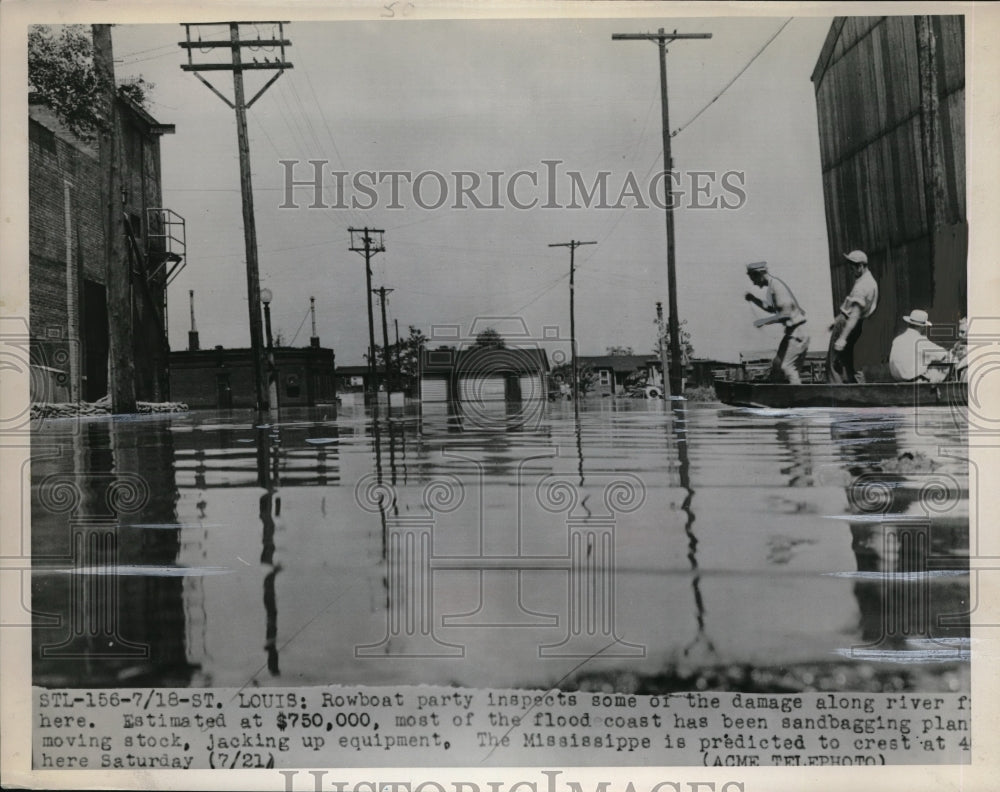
811, 16, 966, 374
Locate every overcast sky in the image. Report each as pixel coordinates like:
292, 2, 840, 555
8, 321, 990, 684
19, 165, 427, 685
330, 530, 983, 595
111, 16, 835, 364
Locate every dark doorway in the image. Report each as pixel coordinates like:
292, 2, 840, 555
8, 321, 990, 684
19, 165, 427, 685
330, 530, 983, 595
216, 374, 233, 410
504, 372, 522, 402
81, 279, 108, 401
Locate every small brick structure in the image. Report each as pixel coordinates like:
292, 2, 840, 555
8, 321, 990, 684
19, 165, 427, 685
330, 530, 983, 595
170, 346, 336, 410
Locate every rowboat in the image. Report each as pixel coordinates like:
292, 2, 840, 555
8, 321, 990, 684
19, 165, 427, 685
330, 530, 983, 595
713, 378, 967, 409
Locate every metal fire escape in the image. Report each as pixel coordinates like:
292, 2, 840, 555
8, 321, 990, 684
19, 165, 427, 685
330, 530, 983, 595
145, 208, 188, 339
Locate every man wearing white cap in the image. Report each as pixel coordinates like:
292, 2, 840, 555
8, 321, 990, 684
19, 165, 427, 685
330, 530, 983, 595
830, 250, 879, 383
744, 261, 810, 384
889, 309, 950, 383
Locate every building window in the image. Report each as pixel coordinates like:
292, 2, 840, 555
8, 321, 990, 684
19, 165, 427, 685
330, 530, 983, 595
599, 370, 611, 386
285, 374, 301, 399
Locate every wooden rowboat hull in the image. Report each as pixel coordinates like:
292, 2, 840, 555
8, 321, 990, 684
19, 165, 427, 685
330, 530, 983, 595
713, 379, 967, 409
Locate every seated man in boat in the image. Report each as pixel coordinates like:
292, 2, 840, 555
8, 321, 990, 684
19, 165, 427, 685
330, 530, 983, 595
952, 317, 969, 382
888, 309, 952, 383
829, 250, 879, 383
743, 261, 810, 384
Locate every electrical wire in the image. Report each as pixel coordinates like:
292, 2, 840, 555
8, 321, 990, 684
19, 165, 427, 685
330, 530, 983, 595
288, 306, 313, 346
672, 18, 793, 138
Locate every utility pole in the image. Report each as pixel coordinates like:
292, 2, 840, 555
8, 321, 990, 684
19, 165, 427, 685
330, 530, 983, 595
93, 24, 135, 413
655, 301, 668, 394
180, 22, 292, 412
349, 228, 385, 405
612, 28, 711, 397
394, 318, 402, 392
373, 286, 395, 395
549, 240, 596, 402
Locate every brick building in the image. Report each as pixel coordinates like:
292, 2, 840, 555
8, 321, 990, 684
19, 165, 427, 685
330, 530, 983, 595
170, 346, 337, 410
29, 93, 181, 403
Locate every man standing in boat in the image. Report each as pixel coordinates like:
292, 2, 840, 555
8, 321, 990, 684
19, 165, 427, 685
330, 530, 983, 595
743, 261, 810, 385
829, 250, 879, 383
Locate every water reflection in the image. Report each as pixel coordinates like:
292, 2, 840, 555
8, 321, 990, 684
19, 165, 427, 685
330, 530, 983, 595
32, 418, 197, 687
30, 402, 969, 691
257, 425, 281, 676
673, 403, 717, 666
834, 414, 969, 662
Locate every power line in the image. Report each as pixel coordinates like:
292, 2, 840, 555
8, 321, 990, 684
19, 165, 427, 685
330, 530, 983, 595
287, 305, 312, 346
672, 18, 792, 138
612, 27, 712, 397
179, 20, 293, 413
119, 42, 177, 58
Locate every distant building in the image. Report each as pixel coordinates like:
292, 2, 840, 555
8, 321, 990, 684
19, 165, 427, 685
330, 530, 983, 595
29, 93, 184, 403
812, 16, 966, 375
575, 355, 662, 397
170, 346, 336, 410
687, 358, 741, 388
335, 365, 387, 396
419, 347, 549, 403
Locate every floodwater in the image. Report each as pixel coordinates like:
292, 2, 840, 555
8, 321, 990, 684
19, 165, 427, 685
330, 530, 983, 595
31, 398, 970, 692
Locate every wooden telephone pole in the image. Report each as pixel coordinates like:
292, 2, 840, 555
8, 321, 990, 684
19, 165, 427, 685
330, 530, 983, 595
373, 286, 395, 394
612, 28, 711, 397
349, 228, 385, 405
549, 240, 596, 402
93, 25, 135, 413
180, 22, 292, 412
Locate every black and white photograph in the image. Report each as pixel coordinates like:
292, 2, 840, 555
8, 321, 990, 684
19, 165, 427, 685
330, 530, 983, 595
2, 1, 998, 789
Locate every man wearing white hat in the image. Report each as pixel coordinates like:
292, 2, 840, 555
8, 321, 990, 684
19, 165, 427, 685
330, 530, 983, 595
744, 260, 810, 384
889, 309, 950, 383
830, 250, 879, 383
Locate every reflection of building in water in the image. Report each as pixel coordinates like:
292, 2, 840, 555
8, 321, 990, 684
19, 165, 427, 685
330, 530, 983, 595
836, 415, 969, 657
172, 417, 341, 683
775, 419, 815, 488
361, 399, 647, 661
32, 419, 198, 687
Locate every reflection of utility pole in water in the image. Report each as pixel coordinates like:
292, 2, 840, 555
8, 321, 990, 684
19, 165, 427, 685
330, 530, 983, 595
372, 414, 389, 564
673, 403, 716, 661
256, 425, 281, 675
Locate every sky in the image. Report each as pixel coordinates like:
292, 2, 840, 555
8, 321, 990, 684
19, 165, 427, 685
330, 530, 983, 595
109, 15, 835, 365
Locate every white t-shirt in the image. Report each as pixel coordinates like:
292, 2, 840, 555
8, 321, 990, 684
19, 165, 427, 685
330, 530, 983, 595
840, 269, 879, 319
889, 327, 948, 381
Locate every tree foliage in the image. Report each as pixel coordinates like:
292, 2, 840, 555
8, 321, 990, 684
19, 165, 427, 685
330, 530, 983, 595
370, 325, 428, 391
606, 345, 634, 356
549, 362, 597, 396
28, 25, 153, 140
471, 328, 506, 350
654, 319, 694, 364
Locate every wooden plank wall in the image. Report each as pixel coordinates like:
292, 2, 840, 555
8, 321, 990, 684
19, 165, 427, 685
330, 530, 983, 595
812, 15, 966, 372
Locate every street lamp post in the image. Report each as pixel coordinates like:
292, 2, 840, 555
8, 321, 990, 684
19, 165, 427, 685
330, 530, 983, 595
260, 288, 278, 415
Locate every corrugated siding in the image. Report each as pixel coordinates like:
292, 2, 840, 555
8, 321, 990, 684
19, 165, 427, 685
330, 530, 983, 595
813, 15, 966, 372
459, 375, 505, 402
519, 374, 543, 401
420, 376, 448, 402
